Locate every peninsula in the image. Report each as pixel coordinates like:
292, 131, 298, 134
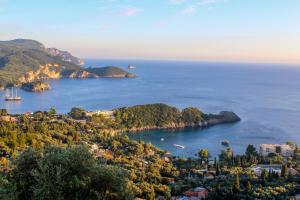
0, 39, 136, 92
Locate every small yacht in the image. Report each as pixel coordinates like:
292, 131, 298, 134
173, 144, 185, 149
4, 87, 22, 101
128, 65, 136, 69
160, 138, 164, 141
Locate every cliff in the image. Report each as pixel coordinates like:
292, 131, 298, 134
21, 81, 51, 92
205, 111, 241, 126
46, 48, 84, 66
0, 39, 81, 87
0, 39, 136, 90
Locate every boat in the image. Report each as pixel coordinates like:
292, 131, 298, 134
4, 87, 22, 101
221, 140, 230, 147
160, 138, 164, 141
173, 144, 185, 149
128, 65, 136, 69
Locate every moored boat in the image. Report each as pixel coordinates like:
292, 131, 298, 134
173, 144, 185, 149
4, 87, 22, 101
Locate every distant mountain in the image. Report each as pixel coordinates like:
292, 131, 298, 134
0, 39, 82, 87
0, 39, 136, 90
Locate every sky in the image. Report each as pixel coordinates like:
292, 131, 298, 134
0, 0, 300, 64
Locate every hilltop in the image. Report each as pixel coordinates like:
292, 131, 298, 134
0, 39, 136, 90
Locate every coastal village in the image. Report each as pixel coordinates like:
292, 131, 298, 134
1, 106, 300, 199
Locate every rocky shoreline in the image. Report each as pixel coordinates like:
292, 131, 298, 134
21, 81, 51, 92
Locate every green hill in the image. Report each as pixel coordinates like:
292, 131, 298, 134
0, 39, 136, 89
86, 66, 135, 77
0, 39, 81, 87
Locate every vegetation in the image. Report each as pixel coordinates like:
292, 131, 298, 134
0, 105, 299, 199
0, 39, 80, 87
114, 104, 204, 129
86, 66, 134, 77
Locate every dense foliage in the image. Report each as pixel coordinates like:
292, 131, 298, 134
4, 146, 132, 200
114, 104, 204, 129
0, 105, 299, 199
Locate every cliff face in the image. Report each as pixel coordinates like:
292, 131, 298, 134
46, 48, 84, 66
21, 81, 51, 92
65, 70, 99, 79
18, 64, 62, 83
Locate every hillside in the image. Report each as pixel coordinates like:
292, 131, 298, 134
0, 39, 82, 87
0, 39, 136, 90
86, 66, 136, 78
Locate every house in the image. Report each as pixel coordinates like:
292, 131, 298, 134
260, 144, 295, 157
249, 164, 281, 176
184, 187, 208, 200
86, 110, 114, 118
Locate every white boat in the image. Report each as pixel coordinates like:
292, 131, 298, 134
161, 138, 164, 141
4, 87, 22, 101
128, 65, 136, 69
173, 144, 185, 149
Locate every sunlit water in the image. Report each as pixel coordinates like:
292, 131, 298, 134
1, 59, 300, 157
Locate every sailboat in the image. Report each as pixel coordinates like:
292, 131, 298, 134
5, 87, 22, 101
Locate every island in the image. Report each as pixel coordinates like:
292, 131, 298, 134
0, 39, 136, 92
21, 81, 51, 92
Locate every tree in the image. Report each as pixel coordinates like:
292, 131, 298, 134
10, 146, 133, 200
0, 109, 8, 116
198, 149, 210, 165
11, 148, 42, 200
281, 164, 288, 177
68, 107, 86, 119
246, 181, 252, 191
233, 174, 240, 192
48, 107, 57, 115
216, 163, 220, 176
219, 148, 233, 165
245, 144, 258, 162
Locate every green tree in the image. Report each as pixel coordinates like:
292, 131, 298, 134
11, 148, 42, 200
68, 107, 86, 119
245, 144, 258, 159
233, 174, 240, 192
198, 149, 210, 165
48, 107, 57, 115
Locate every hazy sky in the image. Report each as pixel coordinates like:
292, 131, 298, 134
0, 0, 300, 64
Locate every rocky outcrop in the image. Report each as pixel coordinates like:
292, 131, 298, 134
66, 70, 99, 79
21, 81, 51, 92
205, 111, 241, 126
46, 48, 84, 66
126, 73, 137, 78
18, 64, 61, 83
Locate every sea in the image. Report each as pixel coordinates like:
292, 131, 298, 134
1, 59, 300, 158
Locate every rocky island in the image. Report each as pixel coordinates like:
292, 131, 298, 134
21, 81, 51, 92
0, 39, 136, 92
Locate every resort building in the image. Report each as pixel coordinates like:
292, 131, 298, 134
259, 144, 295, 157
85, 110, 114, 118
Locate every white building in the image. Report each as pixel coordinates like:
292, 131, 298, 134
86, 110, 114, 118
260, 144, 295, 157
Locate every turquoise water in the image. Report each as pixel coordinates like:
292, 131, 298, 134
1, 59, 300, 157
